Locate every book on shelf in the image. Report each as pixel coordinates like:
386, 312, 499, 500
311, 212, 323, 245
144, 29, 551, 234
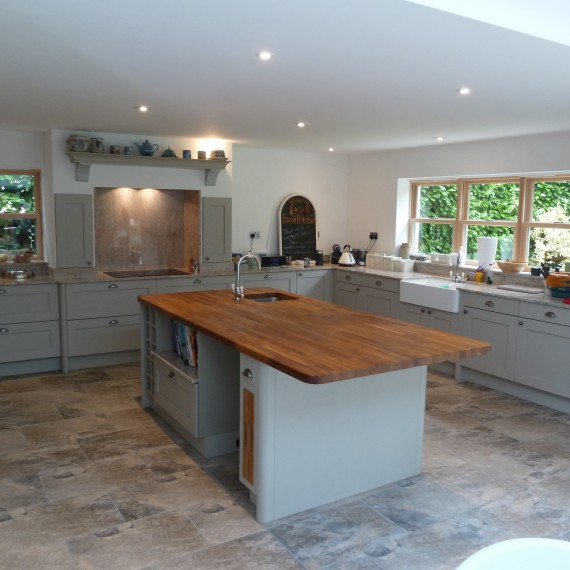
171, 319, 198, 367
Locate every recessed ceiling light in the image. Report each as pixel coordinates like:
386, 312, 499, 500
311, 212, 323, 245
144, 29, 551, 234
133, 105, 151, 112
257, 51, 272, 61
433, 136, 445, 142
328, 147, 334, 152
297, 122, 305, 128
458, 87, 471, 95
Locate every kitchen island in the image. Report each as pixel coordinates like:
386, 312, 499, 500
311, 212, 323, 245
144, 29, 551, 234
138, 288, 489, 522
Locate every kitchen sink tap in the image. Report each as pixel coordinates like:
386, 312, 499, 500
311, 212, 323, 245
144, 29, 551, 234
451, 248, 465, 283
232, 253, 261, 300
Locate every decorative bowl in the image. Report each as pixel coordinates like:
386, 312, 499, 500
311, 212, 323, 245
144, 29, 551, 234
496, 260, 527, 273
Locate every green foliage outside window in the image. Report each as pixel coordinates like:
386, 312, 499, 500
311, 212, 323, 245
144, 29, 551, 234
0, 173, 37, 251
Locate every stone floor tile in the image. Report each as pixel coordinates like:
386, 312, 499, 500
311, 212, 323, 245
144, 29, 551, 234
1, 539, 77, 570
138, 444, 200, 477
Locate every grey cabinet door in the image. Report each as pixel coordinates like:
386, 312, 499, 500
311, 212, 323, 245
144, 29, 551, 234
55, 194, 94, 268
202, 197, 231, 263
296, 270, 331, 301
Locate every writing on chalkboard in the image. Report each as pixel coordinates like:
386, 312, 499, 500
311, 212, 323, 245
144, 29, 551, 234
279, 195, 317, 260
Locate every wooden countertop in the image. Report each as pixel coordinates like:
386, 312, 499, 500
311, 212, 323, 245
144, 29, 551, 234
139, 288, 490, 384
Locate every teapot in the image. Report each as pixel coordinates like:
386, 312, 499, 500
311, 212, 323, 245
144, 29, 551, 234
338, 244, 356, 266
135, 140, 159, 156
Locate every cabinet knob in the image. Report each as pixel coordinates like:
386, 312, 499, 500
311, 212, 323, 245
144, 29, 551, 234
109, 319, 120, 325
86, 260, 92, 266
421, 308, 425, 313
0, 289, 6, 294
0, 327, 8, 333
108, 283, 118, 289
242, 368, 253, 378
193, 279, 202, 284
545, 311, 556, 319
463, 309, 468, 314
298, 273, 303, 277
345, 275, 351, 281
484, 300, 494, 307
168, 371, 175, 379
356, 287, 360, 292
519, 321, 524, 326
427, 310, 432, 315
264, 274, 271, 279
376, 280, 382, 287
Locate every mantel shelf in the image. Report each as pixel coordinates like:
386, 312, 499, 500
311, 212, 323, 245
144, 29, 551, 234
66, 151, 231, 186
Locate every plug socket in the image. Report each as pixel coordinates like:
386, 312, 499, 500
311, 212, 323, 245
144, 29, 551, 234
249, 231, 261, 239
369, 232, 378, 240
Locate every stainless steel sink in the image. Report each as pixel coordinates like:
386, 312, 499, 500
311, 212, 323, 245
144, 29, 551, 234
244, 292, 297, 303
104, 269, 191, 278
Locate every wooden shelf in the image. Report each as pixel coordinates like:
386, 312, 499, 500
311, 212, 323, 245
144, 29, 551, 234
66, 151, 230, 186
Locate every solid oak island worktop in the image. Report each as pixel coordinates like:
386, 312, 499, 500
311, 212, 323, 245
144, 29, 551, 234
138, 287, 489, 384
138, 287, 490, 522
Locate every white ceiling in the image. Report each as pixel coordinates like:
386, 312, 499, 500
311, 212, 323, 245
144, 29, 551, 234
2, 0, 570, 153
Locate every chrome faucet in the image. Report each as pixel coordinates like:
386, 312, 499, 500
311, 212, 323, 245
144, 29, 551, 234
451, 249, 465, 282
232, 253, 261, 300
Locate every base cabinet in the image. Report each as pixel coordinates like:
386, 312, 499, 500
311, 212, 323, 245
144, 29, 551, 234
400, 303, 460, 334
240, 271, 294, 292
296, 270, 331, 302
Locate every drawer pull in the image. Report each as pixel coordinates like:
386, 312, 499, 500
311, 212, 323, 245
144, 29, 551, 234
168, 371, 175, 379
0, 327, 8, 333
484, 300, 495, 307
0, 289, 6, 294
242, 368, 253, 378
109, 319, 120, 326
345, 275, 351, 281
264, 274, 271, 279
108, 283, 118, 289
193, 278, 202, 284
298, 273, 303, 277
375, 280, 382, 287
545, 311, 556, 319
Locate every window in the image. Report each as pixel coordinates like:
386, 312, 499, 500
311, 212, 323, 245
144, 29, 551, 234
0, 170, 42, 259
410, 176, 570, 267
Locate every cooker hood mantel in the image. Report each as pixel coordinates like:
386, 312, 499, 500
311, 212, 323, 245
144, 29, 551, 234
66, 151, 230, 186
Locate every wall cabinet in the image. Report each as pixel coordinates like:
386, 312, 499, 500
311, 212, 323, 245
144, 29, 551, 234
0, 284, 60, 371
202, 197, 232, 263
55, 194, 94, 268
296, 269, 331, 301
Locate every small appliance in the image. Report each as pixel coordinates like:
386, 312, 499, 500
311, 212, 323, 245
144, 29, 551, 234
331, 244, 342, 264
261, 255, 287, 267
353, 249, 367, 266
338, 245, 356, 266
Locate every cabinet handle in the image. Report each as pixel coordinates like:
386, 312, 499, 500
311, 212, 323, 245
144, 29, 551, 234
108, 283, 118, 289
345, 275, 351, 281
356, 287, 360, 292
86, 260, 92, 266
0, 327, 8, 333
519, 321, 524, 326
463, 309, 468, 314
264, 274, 271, 279
0, 289, 6, 294
193, 279, 202, 284
376, 280, 382, 287
109, 319, 120, 325
242, 368, 253, 378
427, 310, 432, 314
298, 273, 303, 277
484, 300, 494, 307
545, 311, 556, 319
168, 371, 175, 379
421, 308, 425, 313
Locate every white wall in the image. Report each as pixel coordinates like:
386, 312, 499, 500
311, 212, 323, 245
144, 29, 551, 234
231, 147, 349, 255
348, 130, 570, 255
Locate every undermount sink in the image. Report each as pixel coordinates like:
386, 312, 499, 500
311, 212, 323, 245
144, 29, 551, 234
105, 268, 191, 278
244, 292, 297, 303
399, 278, 460, 313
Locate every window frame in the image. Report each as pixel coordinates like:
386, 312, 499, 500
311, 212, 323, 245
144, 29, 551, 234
409, 175, 570, 265
0, 169, 43, 260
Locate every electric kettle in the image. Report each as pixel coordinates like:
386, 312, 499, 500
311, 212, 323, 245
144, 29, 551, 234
338, 245, 356, 266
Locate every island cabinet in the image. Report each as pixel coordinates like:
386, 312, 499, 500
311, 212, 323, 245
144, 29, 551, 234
140, 304, 240, 458
0, 283, 61, 375
460, 293, 520, 380
62, 279, 157, 371
295, 269, 331, 302
334, 271, 400, 318
156, 275, 230, 293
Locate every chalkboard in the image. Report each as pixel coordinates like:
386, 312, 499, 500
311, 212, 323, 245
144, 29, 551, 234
278, 194, 317, 260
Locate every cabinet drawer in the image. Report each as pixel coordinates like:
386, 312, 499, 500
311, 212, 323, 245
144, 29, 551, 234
0, 321, 61, 363
67, 315, 140, 356
153, 353, 199, 436
519, 302, 570, 327
334, 271, 362, 285
361, 274, 399, 292
462, 292, 519, 315
156, 277, 229, 293
0, 284, 59, 324
66, 280, 157, 319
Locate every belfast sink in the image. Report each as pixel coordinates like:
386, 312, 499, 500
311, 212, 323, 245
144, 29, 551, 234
399, 278, 460, 313
244, 292, 297, 303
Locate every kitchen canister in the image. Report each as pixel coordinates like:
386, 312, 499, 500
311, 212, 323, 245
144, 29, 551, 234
399, 242, 412, 259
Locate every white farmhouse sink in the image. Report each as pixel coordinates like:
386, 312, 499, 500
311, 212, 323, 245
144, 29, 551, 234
399, 278, 460, 313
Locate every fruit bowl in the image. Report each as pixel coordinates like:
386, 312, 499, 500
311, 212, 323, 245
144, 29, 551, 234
496, 260, 527, 273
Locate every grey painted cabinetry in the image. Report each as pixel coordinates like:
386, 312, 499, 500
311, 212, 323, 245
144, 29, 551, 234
0, 284, 60, 372
240, 271, 295, 292
156, 275, 230, 293
295, 269, 331, 302
63, 280, 157, 370
202, 197, 232, 263
55, 194, 94, 268
400, 304, 460, 335
334, 271, 400, 318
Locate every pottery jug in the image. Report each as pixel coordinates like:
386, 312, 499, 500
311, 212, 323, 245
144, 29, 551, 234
135, 140, 159, 156
67, 135, 90, 152
161, 146, 177, 158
